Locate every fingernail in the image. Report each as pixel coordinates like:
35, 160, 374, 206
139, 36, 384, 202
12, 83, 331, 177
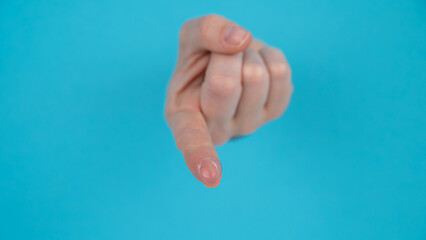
224, 25, 249, 46
196, 159, 221, 183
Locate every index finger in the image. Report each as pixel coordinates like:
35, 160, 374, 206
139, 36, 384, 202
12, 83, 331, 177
167, 109, 222, 187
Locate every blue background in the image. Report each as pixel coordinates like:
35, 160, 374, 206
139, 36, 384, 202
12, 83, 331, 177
1, 0, 425, 239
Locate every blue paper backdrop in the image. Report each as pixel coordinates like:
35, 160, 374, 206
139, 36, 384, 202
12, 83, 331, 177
1, 0, 425, 239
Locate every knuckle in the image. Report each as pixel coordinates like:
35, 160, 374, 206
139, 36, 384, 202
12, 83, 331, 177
261, 47, 291, 79
207, 74, 241, 96
243, 63, 268, 84
175, 125, 204, 149
177, 125, 197, 141
174, 126, 196, 149
269, 61, 290, 79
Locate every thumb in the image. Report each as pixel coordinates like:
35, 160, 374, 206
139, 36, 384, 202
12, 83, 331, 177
168, 109, 221, 187
178, 14, 252, 61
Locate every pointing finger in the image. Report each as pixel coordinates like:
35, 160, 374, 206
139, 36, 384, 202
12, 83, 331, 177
167, 109, 222, 187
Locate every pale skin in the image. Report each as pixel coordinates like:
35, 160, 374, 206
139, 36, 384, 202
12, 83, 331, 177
164, 14, 293, 187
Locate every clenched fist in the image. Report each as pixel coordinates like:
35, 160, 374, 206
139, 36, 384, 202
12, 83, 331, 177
164, 14, 293, 187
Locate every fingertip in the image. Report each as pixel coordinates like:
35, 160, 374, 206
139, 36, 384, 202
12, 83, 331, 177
195, 157, 222, 185
203, 178, 221, 187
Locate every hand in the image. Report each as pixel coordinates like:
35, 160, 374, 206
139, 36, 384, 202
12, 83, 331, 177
164, 14, 293, 187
